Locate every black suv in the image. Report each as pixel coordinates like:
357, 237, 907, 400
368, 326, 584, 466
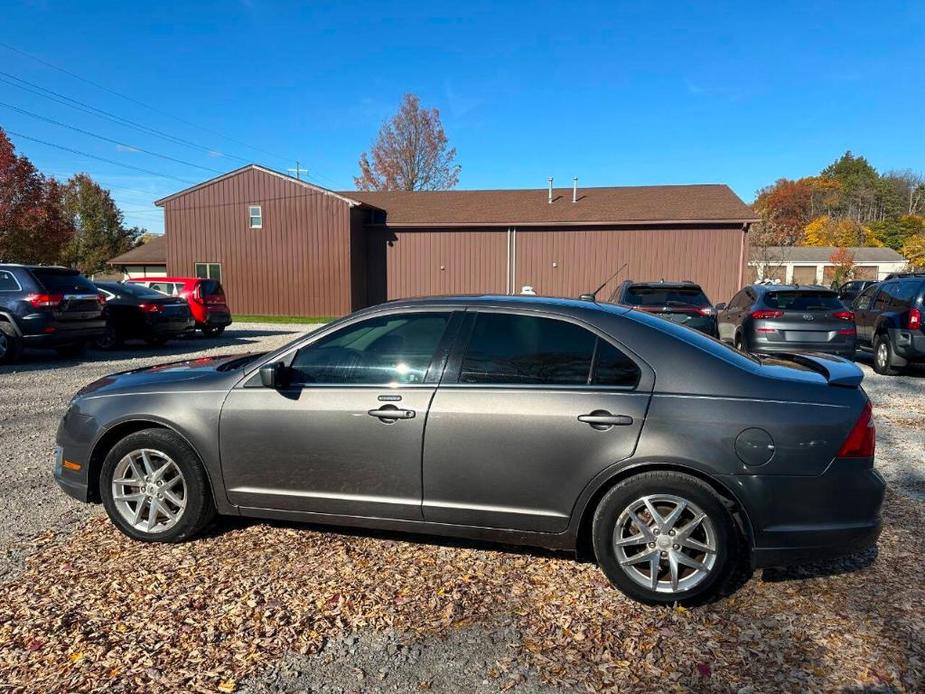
852, 273, 925, 375
0, 264, 105, 364
613, 280, 717, 336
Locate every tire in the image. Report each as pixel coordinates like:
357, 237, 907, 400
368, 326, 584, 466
592, 471, 739, 605
100, 428, 215, 543
733, 331, 747, 353
144, 335, 168, 347
201, 326, 225, 337
0, 322, 23, 364
95, 326, 123, 350
872, 334, 903, 376
55, 341, 86, 358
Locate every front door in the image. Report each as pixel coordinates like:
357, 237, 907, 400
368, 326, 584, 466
220, 311, 458, 519
852, 284, 880, 347
422, 310, 652, 533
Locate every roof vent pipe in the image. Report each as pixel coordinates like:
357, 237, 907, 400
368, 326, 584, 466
572, 177, 578, 203
547, 177, 553, 204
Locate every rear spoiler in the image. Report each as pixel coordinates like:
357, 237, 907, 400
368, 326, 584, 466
761, 352, 864, 387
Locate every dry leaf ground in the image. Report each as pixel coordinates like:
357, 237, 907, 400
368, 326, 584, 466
0, 488, 922, 693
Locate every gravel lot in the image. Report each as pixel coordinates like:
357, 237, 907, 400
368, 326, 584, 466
0, 327, 923, 692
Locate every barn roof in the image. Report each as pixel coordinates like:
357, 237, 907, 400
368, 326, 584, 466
107, 235, 167, 265
751, 246, 906, 263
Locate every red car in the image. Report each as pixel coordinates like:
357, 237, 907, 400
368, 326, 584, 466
126, 277, 232, 336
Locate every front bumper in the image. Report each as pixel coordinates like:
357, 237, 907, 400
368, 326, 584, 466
53, 445, 90, 502
725, 462, 886, 569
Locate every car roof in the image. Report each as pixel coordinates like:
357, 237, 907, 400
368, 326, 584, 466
367, 294, 632, 316
0, 263, 75, 271
752, 283, 835, 293
127, 277, 202, 283
624, 280, 702, 288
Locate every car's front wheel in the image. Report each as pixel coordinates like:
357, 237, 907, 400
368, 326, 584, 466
592, 471, 739, 605
100, 428, 215, 542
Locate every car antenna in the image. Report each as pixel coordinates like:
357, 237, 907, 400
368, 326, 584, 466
579, 262, 628, 302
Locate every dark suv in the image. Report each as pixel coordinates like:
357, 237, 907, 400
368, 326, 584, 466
613, 281, 717, 336
836, 279, 877, 306
852, 273, 925, 375
0, 264, 105, 363
716, 284, 856, 358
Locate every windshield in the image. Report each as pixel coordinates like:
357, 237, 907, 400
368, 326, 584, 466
30, 268, 97, 294
765, 291, 842, 310
623, 286, 711, 308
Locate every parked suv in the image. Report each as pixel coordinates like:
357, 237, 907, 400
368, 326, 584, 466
0, 264, 105, 363
127, 277, 232, 336
613, 280, 717, 336
852, 273, 925, 375
716, 284, 856, 358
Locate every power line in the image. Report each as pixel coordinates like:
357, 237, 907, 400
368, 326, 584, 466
0, 41, 292, 164
0, 71, 252, 165
5, 130, 196, 184
0, 101, 227, 175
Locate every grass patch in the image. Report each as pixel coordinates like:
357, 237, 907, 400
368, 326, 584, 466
235, 314, 333, 324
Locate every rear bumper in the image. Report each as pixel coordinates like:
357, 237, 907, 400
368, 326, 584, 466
144, 315, 196, 336
200, 311, 232, 328
749, 340, 856, 359
21, 314, 105, 346
889, 328, 925, 362
725, 463, 886, 569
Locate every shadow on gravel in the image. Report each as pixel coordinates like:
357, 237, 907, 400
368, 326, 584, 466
853, 352, 925, 379
761, 545, 878, 582
0, 328, 301, 375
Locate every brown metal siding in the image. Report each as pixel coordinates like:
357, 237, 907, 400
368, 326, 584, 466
164, 168, 353, 316
369, 228, 509, 302
513, 227, 745, 303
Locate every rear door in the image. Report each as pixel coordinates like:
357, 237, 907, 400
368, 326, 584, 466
422, 310, 653, 533
760, 290, 854, 351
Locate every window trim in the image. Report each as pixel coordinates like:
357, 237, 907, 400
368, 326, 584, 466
0, 270, 22, 292
248, 205, 262, 229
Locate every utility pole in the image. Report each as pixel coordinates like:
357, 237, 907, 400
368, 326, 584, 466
287, 161, 308, 180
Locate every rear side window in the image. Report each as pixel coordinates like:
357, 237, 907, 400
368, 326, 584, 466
118, 283, 168, 299
764, 291, 842, 310
854, 285, 879, 310
459, 313, 640, 388
622, 285, 711, 308
29, 269, 96, 294
0, 270, 20, 291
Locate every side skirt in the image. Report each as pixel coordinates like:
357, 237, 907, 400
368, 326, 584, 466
235, 505, 578, 552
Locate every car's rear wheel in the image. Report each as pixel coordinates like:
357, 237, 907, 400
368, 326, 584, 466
873, 334, 903, 376
0, 323, 22, 364
201, 326, 225, 337
592, 471, 739, 605
100, 429, 215, 542
95, 326, 123, 350
144, 335, 168, 346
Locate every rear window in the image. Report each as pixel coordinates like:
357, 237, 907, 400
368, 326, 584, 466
198, 280, 224, 297
30, 268, 97, 294
116, 283, 169, 299
622, 285, 711, 308
764, 291, 842, 310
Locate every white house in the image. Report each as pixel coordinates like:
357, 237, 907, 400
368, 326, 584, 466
107, 235, 167, 279
748, 246, 907, 285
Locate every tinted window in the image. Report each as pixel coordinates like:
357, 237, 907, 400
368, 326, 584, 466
764, 291, 842, 310
199, 280, 224, 297
854, 285, 879, 310
0, 270, 20, 291
290, 312, 450, 385
29, 269, 96, 294
460, 313, 595, 385
622, 285, 711, 308
592, 339, 641, 387
148, 282, 179, 295
116, 283, 168, 299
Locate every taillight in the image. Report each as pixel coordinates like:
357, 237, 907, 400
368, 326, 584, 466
26, 293, 64, 308
837, 327, 857, 335
833, 310, 854, 321
837, 401, 875, 458
97, 293, 108, 305
139, 303, 162, 313
910, 308, 922, 331
750, 309, 784, 320
697, 306, 714, 316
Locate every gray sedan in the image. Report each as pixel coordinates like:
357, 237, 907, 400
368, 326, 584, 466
54, 295, 884, 604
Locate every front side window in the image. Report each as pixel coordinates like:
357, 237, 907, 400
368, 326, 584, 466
458, 313, 639, 388
290, 312, 451, 385
854, 285, 879, 310
248, 205, 262, 229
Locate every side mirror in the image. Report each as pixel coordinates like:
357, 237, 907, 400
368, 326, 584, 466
714, 302, 727, 311
259, 361, 289, 388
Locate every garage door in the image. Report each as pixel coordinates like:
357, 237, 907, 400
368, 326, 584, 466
792, 265, 817, 284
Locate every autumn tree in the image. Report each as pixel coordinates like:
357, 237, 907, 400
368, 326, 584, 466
902, 233, 925, 269
828, 247, 856, 287
802, 215, 881, 247
355, 94, 460, 191
60, 173, 141, 275
0, 128, 73, 263
867, 214, 925, 251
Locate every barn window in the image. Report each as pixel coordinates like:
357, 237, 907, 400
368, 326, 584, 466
248, 205, 262, 229
195, 263, 222, 282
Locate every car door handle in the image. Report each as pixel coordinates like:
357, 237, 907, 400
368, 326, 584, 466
578, 412, 633, 429
367, 407, 416, 421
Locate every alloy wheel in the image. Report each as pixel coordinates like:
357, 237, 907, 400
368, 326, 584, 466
877, 342, 888, 369
111, 449, 187, 534
0, 331, 7, 358
613, 494, 718, 594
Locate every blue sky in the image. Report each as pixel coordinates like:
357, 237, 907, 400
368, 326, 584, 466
2, 1, 924, 233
